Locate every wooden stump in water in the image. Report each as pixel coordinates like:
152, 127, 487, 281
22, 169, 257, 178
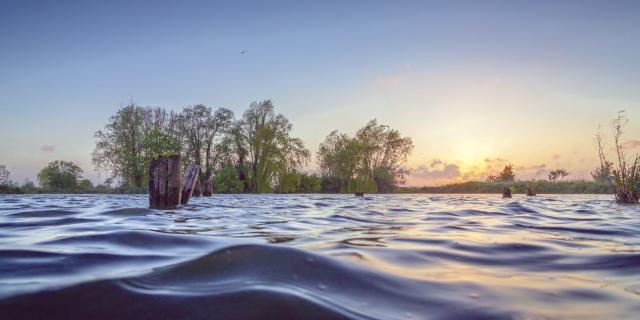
202, 180, 213, 196
355, 192, 364, 197
181, 164, 199, 205
502, 187, 512, 198
149, 155, 181, 209
526, 187, 536, 196
193, 180, 202, 197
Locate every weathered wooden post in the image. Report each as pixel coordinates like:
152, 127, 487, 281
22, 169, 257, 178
149, 155, 181, 209
181, 164, 199, 205
193, 180, 202, 197
202, 180, 213, 196
502, 187, 512, 198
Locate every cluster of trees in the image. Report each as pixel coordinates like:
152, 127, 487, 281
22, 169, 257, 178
485, 164, 570, 183
317, 120, 414, 193
92, 100, 319, 193
90, 101, 414, 194
0, 161, 106, 194
485, 164, 516, 182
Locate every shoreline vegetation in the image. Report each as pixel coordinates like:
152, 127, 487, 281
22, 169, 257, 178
0, 103, 637, 201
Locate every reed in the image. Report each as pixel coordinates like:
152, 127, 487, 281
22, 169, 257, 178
610, 112, 640, 204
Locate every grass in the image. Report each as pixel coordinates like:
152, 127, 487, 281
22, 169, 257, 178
400, 180, 614, 194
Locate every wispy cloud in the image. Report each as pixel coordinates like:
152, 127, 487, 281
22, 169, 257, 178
622, 139, 640, 150
411, 159, 461, 180
40, 144, 56, 152
373, 64, 412, 89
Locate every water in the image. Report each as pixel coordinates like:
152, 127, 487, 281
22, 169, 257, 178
1, 194, 639, 319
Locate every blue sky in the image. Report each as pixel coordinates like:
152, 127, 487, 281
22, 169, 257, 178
1, 0, 639, 185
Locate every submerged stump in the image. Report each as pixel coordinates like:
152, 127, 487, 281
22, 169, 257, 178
355, 192, 364, 197
193, 180, 202, 197
202, 180, 213, 196
502, 187, 512, 198
149, 155, 181, 209
181, 164, 199, 205
526, 187, 536, 197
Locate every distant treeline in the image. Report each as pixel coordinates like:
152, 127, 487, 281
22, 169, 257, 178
399, 180, 615, 194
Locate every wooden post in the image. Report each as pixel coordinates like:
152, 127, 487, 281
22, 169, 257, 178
149, 155, 181, 209
502, 187, 512, 198
181, 164, 199, 205
193, 180, 202, 197
202, 180, 212, 196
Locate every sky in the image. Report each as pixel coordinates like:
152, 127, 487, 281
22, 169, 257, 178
1, 0, 639, 186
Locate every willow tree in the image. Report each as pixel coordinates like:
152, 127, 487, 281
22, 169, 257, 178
317, 131, 362, 192
240, 100, 309, 192
356, 120, 413, 193
317, 119, 413, 193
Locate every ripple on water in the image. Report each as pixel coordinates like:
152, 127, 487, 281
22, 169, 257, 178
0, 193, 639, 319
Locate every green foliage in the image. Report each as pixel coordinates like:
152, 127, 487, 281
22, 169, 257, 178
92, 104, 174, 189
405, 180, 614, 194
141, 128, 180, 161
78, 179, 94, 193
0, 181, 20, 194
20, 180, 40, 194
548, 169, 569, 182
274, 171, 322, 193
213, 166, 244, 193
175, 105, 234, 180
37, 160, 83, 193
317, 119, 413, 193
240, 100, 310, 193
299, 173, 322, 193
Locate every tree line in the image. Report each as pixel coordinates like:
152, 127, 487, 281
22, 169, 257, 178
90, 100, 414, 194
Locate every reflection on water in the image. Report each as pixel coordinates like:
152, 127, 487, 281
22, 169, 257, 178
1, 194, 639, 319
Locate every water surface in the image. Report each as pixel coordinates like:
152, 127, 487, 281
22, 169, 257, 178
1, 194, 639, 319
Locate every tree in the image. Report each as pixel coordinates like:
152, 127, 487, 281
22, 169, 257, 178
239, 100, 310, 192
78, 179, 94, 192
173, 105, 235, 181
548, 169, 569, 182
497, 164, 516, 182
317, 120, 413, 193
0, 164, 9, 185
317, 131, 362, 192
355, 120, 413, 193
37, 160, 83, 193
299, 173, 322, 193
21, 179, 39, 194
93, 104, 178, 190
213, 166, 244, 193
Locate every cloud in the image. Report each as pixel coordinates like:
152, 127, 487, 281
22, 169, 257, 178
552, 154, 561, 160
373, 64, 412, 89
411, 159, 461, 180
622, 139, 640, 150
40, 145, 56, 152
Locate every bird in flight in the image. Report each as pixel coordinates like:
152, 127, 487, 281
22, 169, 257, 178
241, 50, 246, 54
